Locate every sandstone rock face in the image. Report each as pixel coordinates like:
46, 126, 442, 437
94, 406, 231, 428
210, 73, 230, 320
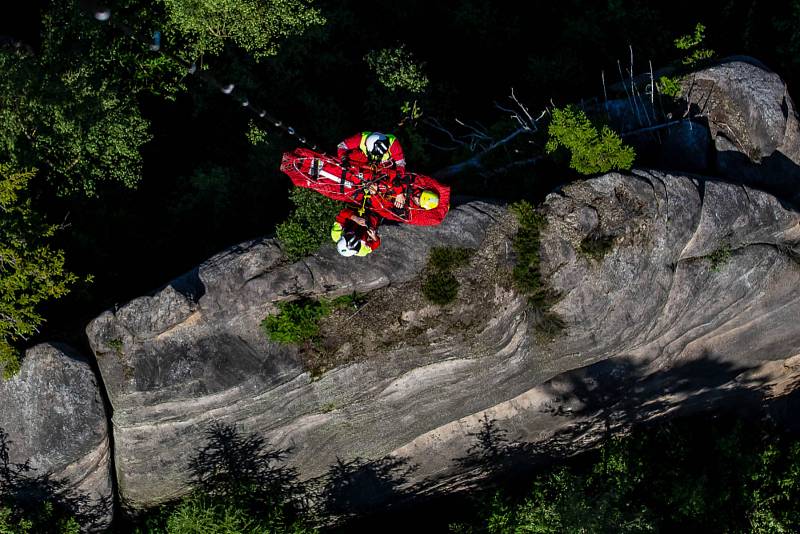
86, 201, 511, 509
87, 172, 800, 511
602, 58, 800, 206
83, 57, 800, 514
399, 170, 800, 492
0, 343, 112, 529
684, 57, 800, 205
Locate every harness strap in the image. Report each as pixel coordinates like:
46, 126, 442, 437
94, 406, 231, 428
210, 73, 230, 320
358, 193, 370, 216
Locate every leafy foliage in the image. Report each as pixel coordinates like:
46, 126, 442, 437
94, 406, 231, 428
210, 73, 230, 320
0, 48, 151, 196
365, 45, 429, 94
162, 494, 316, 533
453, 418, 800, 534
657, 75, 682, 97
160, 0, 325, 60
261, 294, 366, 345
262, 299, 330, 344
546, 106, 635, 175
276, 188, 342, 261
675, 22, 715, 65
0, 165, 77, 377
709, 245, 733, 272
422, 247, 473, 305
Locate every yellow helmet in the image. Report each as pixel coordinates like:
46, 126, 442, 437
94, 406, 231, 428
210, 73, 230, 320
418, 190, 439, 210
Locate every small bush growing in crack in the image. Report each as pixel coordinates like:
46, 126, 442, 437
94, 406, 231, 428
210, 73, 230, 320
509, 201, 565, 341
422, 247, 474, 305
262, 299, 330, 344
262, 293, 367, 345
709, 245, 732, 272
529, 307, 566, 344
423, 270, 460, 305
580, 232, 615, 261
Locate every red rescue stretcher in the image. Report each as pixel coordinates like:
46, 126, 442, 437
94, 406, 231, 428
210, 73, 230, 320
280, 148, 450, 226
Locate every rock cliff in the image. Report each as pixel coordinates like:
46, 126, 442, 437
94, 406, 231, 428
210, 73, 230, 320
68, 57, 800, 515
87, 172, 800, 512
0, 343, 113, 529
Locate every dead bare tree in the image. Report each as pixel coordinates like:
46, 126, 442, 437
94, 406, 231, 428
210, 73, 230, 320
426, 49, 711, 181
429, 89, 548, 179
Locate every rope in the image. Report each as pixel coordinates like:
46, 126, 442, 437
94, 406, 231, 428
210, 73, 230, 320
88, 5, 318, 150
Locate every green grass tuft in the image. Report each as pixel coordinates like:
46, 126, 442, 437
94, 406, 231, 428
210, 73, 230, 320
262, 299, 330, 344
709, 245, 732, 272
421, 247, 474, 305
262, 293, 368, 345
422, 271, 460, 305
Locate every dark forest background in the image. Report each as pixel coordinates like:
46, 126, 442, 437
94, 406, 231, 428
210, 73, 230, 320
1, 1, 800, 531
3, 0, 800, 352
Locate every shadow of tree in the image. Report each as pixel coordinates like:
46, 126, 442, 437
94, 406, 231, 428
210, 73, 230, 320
187, 421, 308, 513
316, 455, 418, 521
542, 350, 771, 432
455, 350, 775, 479
0, 427, 111, 531
172, 350, 791, 533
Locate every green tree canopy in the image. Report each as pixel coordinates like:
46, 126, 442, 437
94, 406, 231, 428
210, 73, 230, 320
545, 105, 635, 175
160, 0, 326, 60
0, 19, 153, 196
0, 164, 77, 377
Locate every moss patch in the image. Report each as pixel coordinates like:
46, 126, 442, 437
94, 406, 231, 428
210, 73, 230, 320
709, 245, 732, 272
422, 247, 474, 305
580, 232, 615, 261
510, 200, 565, 341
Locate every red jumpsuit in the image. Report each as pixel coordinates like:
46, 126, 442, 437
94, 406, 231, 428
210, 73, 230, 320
332, 207, 381, 254
337, 132, 406, 174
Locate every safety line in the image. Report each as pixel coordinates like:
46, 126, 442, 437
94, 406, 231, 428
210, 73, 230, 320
90, 5, 318, 150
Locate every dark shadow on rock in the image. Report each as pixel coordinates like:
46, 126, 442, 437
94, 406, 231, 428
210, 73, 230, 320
455, 415, 542, 476
715, 148, 800, 211
187, 422, 306, 511
538, 350, 772, 450
321, 351, 789, 533
442, 351, 776, 497
317, 455, 418, 522
0, 428, 111, 531
169, 266, 205, 303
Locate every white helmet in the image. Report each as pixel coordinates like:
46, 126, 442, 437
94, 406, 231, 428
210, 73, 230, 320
337, 236, 359, 257
365, 133, 390, 159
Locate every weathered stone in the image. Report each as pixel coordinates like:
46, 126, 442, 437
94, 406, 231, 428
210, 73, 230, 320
87, 172, 800, 512
0, 343, 112, 529
79, 57, 800, 516
683, 57, 800, 205
86, 201, 507, 510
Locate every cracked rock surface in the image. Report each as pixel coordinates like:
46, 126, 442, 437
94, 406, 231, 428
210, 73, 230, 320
86, 175, 800, 510
684, 57, 800, 205
83, 58, 800, 512
0, 343, 112, 529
